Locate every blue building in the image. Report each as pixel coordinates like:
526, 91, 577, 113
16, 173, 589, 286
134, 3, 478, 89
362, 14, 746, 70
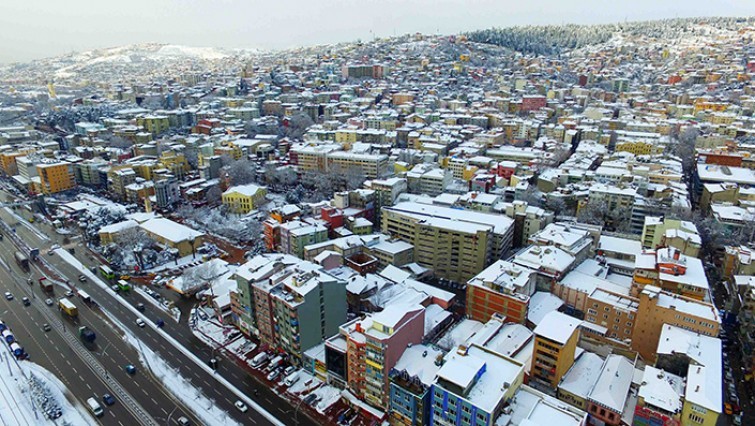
388, 344, 444, 425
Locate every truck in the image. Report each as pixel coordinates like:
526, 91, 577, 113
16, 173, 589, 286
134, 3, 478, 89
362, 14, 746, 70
2, 329, 14, 344
38, 277, 53, 292
14, 251, 29, 271
59, 298, 78, 318
78, 326, 96, 343
251, 352, 269, 368
265, 355, 284, 372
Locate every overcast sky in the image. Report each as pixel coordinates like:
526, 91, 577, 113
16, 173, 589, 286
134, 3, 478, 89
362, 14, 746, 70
1, 0, 754, 63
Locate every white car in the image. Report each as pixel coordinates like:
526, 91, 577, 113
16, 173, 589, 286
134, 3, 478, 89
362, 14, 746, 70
136, 318, 146, 328
45, 298, 54, 306
234, 400, 248, 413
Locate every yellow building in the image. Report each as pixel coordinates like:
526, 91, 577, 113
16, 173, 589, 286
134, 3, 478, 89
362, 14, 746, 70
36, 162, 76, 194
531, 311, 581, 388
222, 184, 267, 214
136, 115, 170, 135
139, 218, 204, 257
159, 151, 189, 179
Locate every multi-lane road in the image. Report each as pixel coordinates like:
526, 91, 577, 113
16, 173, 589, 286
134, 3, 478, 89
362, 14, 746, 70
0, 197, 320, 426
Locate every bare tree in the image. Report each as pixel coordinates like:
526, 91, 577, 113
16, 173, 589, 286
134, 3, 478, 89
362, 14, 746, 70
222, 158, 257, 186
206, 186, 222, 205
284, 113, 314, 140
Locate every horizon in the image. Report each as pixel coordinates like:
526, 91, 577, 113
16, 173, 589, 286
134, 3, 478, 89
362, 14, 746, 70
1, 0, 754, 64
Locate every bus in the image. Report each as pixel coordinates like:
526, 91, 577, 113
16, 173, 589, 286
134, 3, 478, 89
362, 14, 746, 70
117, 280, 131, 292
99, 265, 115, 281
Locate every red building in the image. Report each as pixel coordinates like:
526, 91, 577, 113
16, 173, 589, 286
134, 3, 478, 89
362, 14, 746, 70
521, 95, 547, 112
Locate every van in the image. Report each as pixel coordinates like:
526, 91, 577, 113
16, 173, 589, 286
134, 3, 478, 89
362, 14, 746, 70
87, 397, 104, 417
251, 352, 269, 368
284, 372, 300, 387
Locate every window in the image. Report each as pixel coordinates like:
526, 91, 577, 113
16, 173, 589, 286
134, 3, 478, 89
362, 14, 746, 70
604, 307, 610, 312
626, 321, 633, 327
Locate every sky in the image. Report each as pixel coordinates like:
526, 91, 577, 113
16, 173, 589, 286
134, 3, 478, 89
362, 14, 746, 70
1, 0, 754, 64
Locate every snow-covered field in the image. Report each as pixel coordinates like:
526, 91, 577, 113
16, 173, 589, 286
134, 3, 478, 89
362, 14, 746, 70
0, 353, 93, 426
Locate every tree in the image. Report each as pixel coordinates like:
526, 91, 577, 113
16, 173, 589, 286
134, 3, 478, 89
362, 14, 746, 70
284, 113, 314, 140
344, 167, 367, 191
518, 184, 543, 207
222, 158, 257, 187
206, 186, 222, 205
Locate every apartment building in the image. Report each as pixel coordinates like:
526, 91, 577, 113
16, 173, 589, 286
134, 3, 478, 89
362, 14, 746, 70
37, 161, 76, 194
530, 311, 580, 389
327, 151, 390, 180
388, 344, 444, 426
232, 255, 347, 366
503, 201, 554, 248
381, 202, 514, 282
631, 286, 720, 361
631, 247, 709, 301
641, 216, 701, 257
428, 344, 525, 426
107, 166, 137, 201
466, 260, 536, 324
406, 165, 453, 197
289, 143, 340, 174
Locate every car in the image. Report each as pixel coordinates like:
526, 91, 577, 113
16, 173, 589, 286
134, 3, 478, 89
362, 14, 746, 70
303, 393, 318, 405
120, 275, 130, 281
111, 285, 120, 292
102, 393, 116, 406
4, 292, 13, 300
234, 400, 248, 413
47, 250, 54, 256
136, 318, 146, 328
155, 319, 164, 328
45, 298, 53, 306
136, 303, 145, 312
725, 402, 733, 415
78, 275, 87, 282
177, 417, 191, 426
125, 364, 136, 375
22, 297, 30, 306
65, 290, 74, 298
267, 368, 282, 381
42, 323, 51, 332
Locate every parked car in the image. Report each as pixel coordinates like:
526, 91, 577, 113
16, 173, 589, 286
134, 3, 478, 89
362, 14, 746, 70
267, 368, 282, 381
234, 400, 248, 413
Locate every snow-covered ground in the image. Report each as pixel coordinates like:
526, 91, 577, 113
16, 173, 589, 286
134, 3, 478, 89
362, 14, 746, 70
0, 351, 93, 426
145, 253, 204, 273
120, 323, 241, 426
190, 307, 256, 362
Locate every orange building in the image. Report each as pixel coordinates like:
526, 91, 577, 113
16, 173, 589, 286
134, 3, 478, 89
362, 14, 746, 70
466, 260, 536, 324
36, 162, 76, 194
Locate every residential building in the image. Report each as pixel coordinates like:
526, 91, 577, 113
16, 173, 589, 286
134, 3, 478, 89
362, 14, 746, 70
631, 248, 709, 301
466, 260, 536, 324
530, 311, 580, 388
37, 161, 76, 194
641, 216, 701, 257
381, 202, 514, 282
631, 286, 719, 361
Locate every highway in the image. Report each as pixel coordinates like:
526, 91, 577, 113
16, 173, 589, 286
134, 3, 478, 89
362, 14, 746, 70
0, 222, 203, 425
0, 200, 319, 426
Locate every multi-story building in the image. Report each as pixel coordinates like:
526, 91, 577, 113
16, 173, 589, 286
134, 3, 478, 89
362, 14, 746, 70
528, 222, 595, 263
530, 311, 580, 388
641, 216, 701, 257
406, 165, 453, 197
76, 159, 107, 187
36, 161, 76, 194
388, 344, 444, 426
338, 304, 425, 408
503, 201, 554, 248
466, 260, 536, 324
428, 344, 525, 426
279, 220, 329, 259
634, 366, 685, 426
655, 325, 722, 426
231, 255, 346, 366
221, 184, 267, 214
631, 286, 720, 361
631, 247, 709, 301
289, 143, 340, 174
584, 354, 635, 426
136, 114, 170, 136
381, 202, 514, 282
108, 166, 137, 201
327, 151, 390, 179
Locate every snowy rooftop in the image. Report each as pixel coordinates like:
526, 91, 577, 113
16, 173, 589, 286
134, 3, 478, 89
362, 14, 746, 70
598, 235, 642, 257
638, 366, 684, 414
222, 183, 265, 197
655, 248, 709, 290
533, 311, 580, 344
558, 352, 603, 399
586, 354, 635, 413
467, 260, 534, 294
495, 384, 587, 426
527, 292, 564, 325
99, 219, 138, 234
656, 324, 722, 412
386, 202, 514, 235
392, 344, 445, 386
437, 344, 524, 413
513, 245, 575, 274
139, 217, 204, 243
642, 286, 719, 322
